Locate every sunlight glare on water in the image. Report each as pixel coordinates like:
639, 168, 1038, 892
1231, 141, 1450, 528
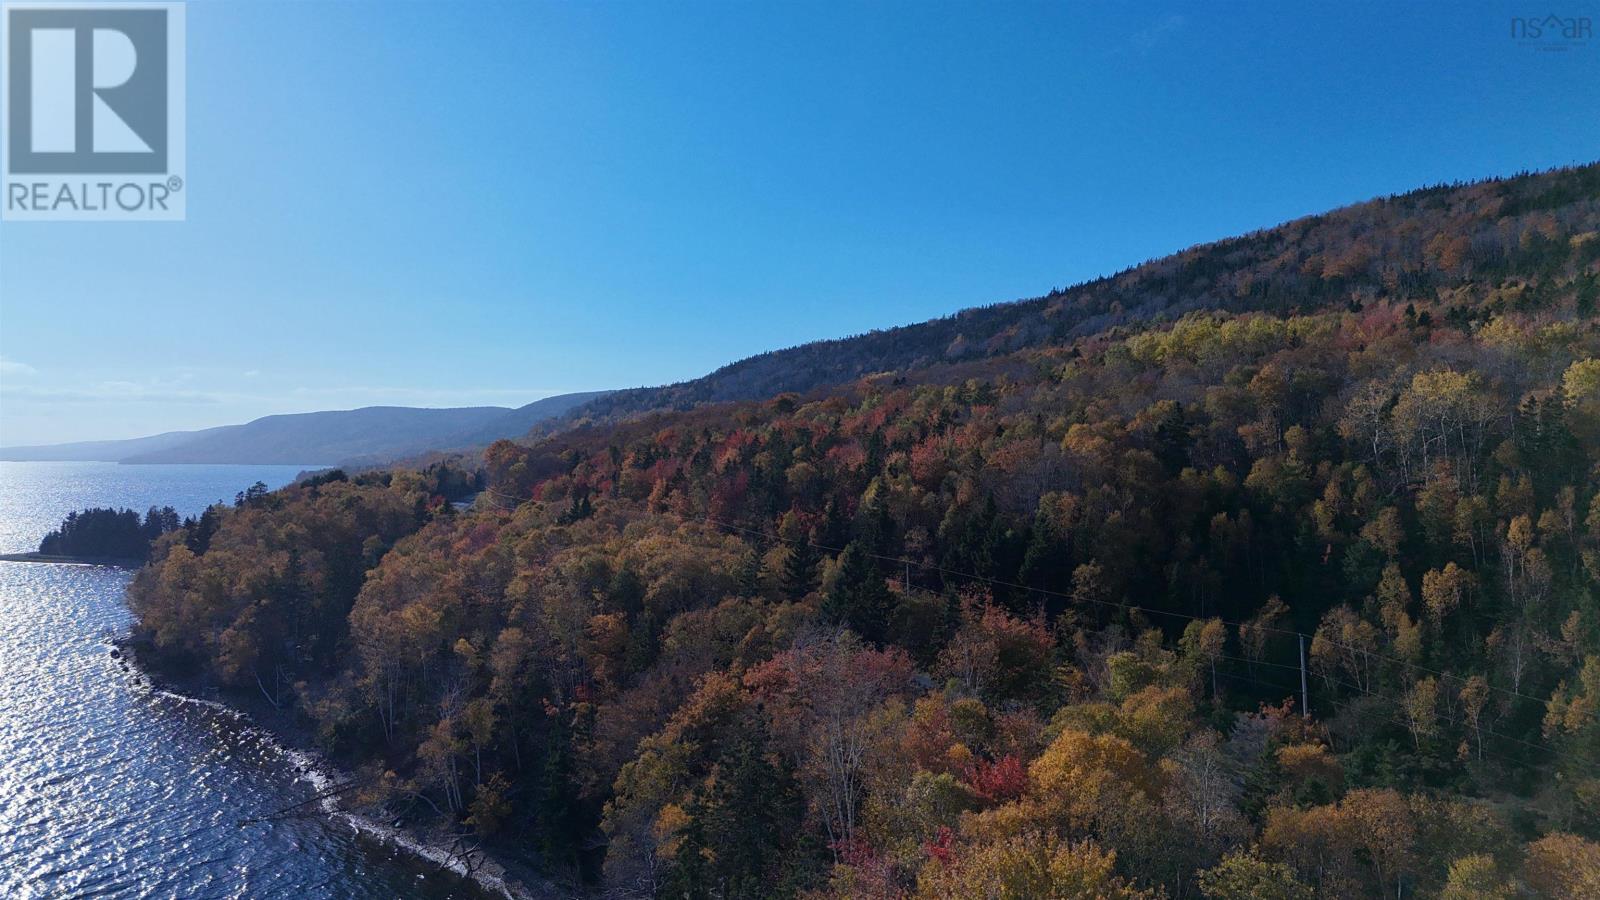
0, 462, 495, 899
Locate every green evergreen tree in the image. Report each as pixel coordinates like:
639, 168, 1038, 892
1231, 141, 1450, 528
822, 541, 893, 643
664, 716, 800, 898
781, 541, 818, 601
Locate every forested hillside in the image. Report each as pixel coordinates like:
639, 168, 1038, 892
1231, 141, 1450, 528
532, 164, 1600, 434
130, 164, 1600, 898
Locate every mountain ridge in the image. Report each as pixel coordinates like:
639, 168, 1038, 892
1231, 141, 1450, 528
520, 162, 1600, 439
0, 392, 608, 466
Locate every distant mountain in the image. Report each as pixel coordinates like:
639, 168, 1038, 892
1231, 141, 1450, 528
0, 429, 209, 462
120, 406, 514, 465
0, 393, 607, 465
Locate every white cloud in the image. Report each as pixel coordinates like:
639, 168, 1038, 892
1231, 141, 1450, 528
0, 377, 576, 410
1104, 13, 1187, 58
0, 382, 225, 404
0, 356, 38, 377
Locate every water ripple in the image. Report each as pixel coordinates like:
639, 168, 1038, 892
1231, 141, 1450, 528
1, 461, 499, 899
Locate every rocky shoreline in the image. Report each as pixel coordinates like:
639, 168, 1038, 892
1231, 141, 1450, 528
118, 640, 572, 900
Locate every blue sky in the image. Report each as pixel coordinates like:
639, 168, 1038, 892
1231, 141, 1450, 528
1, 0, 1597, 445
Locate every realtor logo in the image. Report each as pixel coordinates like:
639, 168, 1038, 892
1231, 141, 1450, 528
2, 2, 185, 220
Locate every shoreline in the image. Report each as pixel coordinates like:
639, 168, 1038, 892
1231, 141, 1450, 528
0, 552, 143, 567
120, 641, 571, 900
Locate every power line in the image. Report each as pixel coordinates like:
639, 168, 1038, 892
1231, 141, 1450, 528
1218, 651, 1304, 674
1213, 667, 1300, 697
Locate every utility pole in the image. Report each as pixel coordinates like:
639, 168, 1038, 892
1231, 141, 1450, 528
1299, 633, 1310, 719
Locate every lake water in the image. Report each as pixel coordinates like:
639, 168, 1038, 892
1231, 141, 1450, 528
0, 462, 500, 899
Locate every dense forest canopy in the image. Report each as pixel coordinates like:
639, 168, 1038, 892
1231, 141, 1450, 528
131, 164, 1600, 898
38, 506, 181, 561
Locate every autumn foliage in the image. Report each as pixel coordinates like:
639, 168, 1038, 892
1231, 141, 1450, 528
129, 164, 1600, 896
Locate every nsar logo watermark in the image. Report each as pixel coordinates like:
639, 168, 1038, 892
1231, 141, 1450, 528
2, 2, 185, 221
1510, 13, 1593, 51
